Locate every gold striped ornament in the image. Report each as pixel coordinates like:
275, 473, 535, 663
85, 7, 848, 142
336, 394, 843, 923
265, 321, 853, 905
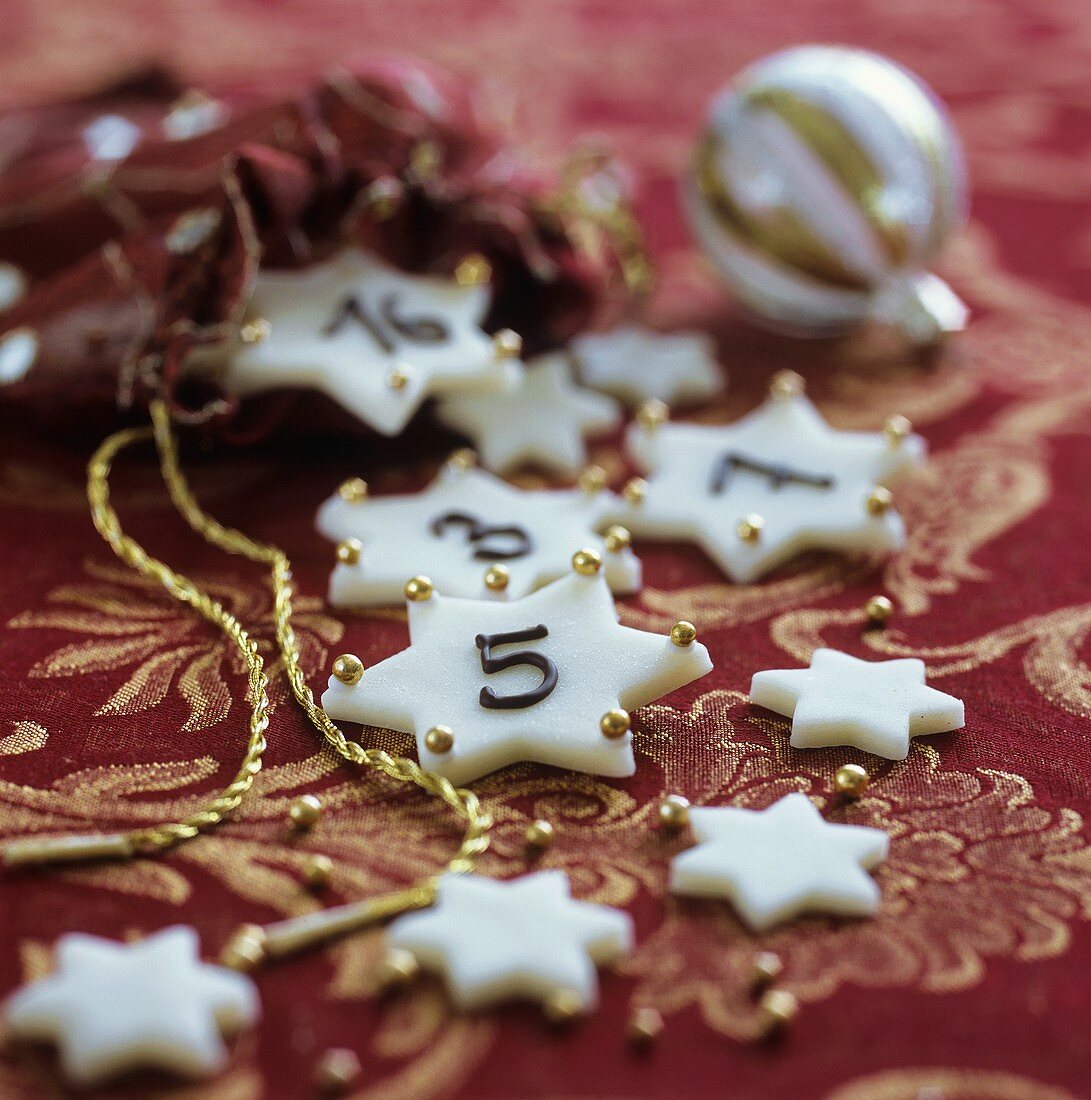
685, 46, 968, 344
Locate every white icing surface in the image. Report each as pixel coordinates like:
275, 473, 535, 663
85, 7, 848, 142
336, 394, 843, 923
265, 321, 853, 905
750, 647, 965, 760
3, 926, 259, 1085
387, 871, 632, 1011
571, 324, 724, 407
223, 248, 513, 436
669, 792, 889, 931
82, 114, 140, 162
436, 354, 620, 475
0, 328, 38, 385
0, 263, 27, 311
613, 391, 925, 582
317, 463, 641, 605
321, 570, 712, 784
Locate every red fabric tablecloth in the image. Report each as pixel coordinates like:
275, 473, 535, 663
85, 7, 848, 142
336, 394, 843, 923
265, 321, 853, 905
2, 2, 1091, 1098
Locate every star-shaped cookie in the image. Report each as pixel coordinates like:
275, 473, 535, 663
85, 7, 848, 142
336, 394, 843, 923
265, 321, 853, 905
4, 926, 259, 1085
321, 566, 712, 784
387, 871, 632, 1012
436, 354, 621, 475
750, 647, 965, 760
572, 323, 725, 406
670, 793, 889, 930
221, 248, 515, 436
317, 462, 641, 605
613, 381, 925, 582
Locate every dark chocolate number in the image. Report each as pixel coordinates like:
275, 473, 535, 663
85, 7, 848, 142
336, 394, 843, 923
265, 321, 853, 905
323, 292, 449, 354
430, 511, 533, 561
709, 451, 834, 495
475, 625, 558, 710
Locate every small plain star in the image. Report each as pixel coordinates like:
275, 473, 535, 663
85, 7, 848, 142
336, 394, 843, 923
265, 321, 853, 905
436, 353, 621, 475
611, 388, 925, 582
749, 647, 965, 760
216, 248, 514, 436
386, 871, 632, 1012
317, 463, 641, 604
321, 570, 712, 784
669, 793, 889, 930
571, 323, 725, 407
3, 926, 259, 1085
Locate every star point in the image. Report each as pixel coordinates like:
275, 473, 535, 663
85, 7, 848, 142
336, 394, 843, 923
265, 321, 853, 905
321, 571, 712, 784
750, 647, 965, 760
670, 793, 889, 931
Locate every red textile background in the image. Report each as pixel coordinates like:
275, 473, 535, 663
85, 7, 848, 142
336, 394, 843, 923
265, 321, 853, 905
2, 2, 1091, 1099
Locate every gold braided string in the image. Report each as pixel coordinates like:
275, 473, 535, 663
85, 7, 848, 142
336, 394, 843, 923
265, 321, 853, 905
6, 401, 491, 941
4, 421, 271, 866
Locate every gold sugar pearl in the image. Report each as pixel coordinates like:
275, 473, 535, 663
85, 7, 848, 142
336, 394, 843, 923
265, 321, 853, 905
364, 177, 402, 220
455, 253, 492, 287
834, 763, 870, 800
865, 595, 894, 626
315, 1048, 362, 1093
338, 477, 368, 504
636, 399, 669, 431
484, 564, 510, 592
425, 725, 454, 754
335, 538, 362, 566
220, 924, 267, 972
752, 951, 784, 989
670, 620, 697, 648
493, 328, 523, 360
622, 477, 647, 506
603, 525, 632, 553
866, 487, 893, 516
543, 989, 584, 1025
572, 548, 603, 576
737, 514, 764, 542
578, 464, 607, 494
240, 317, 271, 345
303, 854, 334, 890
525, 819, 555, 850
658, 794, 690, 830
600, 708, 631, 740
386, 366, 410, 391
378, 948, 420, 990
884, 414, 912, 446
405, 575, 434, 601
448, 448, 477, 472
628, 1006, 664, 1045
769, 369, 804, 400
759, 989, 799, 1032
331, 653, 364, 686
289, 795, 322, 830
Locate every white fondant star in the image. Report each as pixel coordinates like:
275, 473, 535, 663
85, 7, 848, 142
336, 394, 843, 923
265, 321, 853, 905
321, 570, 712, 784
222, 248, 514, 436
670, 793, 889, 931
436, 354, 621, 475
317, 463, 641, 605
4, 926, 259, 1086
614, 391, 925, 582
387, 871, 632, 1011
750, 647, 965, 760
572, 323, 725, 407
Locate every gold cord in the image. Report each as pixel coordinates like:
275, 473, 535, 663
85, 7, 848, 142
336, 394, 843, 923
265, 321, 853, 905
6, 401, 491, 905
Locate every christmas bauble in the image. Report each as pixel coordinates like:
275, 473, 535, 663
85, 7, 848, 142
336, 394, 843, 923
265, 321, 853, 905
685, 45, 968, 343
